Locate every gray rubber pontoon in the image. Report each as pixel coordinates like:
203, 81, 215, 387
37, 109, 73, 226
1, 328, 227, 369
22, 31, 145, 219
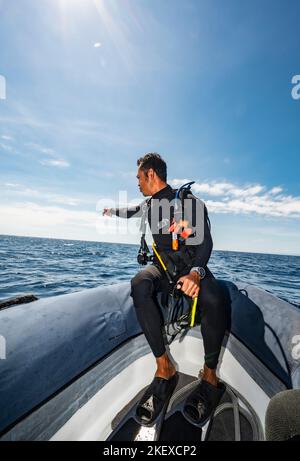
0, 280, 299, 441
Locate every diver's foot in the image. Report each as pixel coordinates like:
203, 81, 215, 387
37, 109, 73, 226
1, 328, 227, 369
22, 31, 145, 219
155, 366, 177, 380
155, 353, 177, 380
201, 364, 219, 387
135, 373, 178, 425
183, 379, 225, 427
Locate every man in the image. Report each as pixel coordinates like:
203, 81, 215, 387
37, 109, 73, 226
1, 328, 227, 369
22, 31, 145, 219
103, 153, 227, 426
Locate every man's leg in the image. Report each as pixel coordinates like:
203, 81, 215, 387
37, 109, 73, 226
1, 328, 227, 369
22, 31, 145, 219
197, 276, 228, 386
183, 276, 228, 425
131, 265, 176, 380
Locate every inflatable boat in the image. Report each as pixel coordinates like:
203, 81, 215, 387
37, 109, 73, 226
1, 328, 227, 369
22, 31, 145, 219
0, 279, 299, 441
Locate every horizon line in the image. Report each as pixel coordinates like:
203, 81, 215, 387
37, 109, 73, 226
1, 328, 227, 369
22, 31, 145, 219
0, 233, 299, 258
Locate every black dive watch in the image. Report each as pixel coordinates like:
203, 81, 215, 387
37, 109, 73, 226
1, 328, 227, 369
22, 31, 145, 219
190, 266, 206, 279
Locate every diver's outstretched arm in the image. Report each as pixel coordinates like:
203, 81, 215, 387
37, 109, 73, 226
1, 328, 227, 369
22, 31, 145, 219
102, 200, 146, 219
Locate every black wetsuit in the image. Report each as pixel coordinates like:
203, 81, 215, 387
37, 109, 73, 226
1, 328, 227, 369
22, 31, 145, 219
113, 184, 227, 369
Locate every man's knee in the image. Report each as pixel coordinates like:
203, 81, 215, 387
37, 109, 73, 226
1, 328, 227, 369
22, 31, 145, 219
131, 273, 155, 301
201, 278, 223, 302
200, 279, 227, 317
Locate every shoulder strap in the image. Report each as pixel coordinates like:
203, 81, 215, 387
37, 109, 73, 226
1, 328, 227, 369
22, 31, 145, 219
180, 189, 211, 232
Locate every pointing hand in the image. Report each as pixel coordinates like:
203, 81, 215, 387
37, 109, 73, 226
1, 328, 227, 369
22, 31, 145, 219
102, 208, 113, 217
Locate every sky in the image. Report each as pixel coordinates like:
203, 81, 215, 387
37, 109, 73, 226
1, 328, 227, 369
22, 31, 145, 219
0, 0, 299, 255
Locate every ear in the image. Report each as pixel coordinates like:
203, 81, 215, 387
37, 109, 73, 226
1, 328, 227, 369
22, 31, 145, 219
148, 168, 155, 179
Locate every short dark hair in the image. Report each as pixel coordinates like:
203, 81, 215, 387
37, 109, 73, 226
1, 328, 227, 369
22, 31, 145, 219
137, 153, 167, 182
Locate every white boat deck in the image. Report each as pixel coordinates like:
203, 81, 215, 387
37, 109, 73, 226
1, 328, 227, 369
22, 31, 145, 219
51, 335, 269, 441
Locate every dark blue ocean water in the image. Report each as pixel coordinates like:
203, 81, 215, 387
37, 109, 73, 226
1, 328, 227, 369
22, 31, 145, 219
0, 234, 299, 306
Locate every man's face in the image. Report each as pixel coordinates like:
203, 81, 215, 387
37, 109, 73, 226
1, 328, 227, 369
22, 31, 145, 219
137, 167, 151, 196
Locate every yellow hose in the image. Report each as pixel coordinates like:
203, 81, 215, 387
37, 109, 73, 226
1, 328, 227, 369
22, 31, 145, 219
190, 296, 198, 327
152, 242, 167, 272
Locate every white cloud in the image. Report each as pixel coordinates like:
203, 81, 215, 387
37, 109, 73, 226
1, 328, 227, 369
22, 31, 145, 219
0, 142, 15, 152
0, 202, 97, 237
94, 42, 102, 48
269, 186, 283, 195
186, 182, 264, 197
170, 179, 300, 219
23, 142, 69, 167
0, 183, 82, 207
0, 100, 55, 129
25, 142, 57, 157
194, 182, 233, 196
0, 201, 139, 244
3, 182, 20, 188
0, 138, 64, 163
172, 179, 265, 198
40, 159, 70, 168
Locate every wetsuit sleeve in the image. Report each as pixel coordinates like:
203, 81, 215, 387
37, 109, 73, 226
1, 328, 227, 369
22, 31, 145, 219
111, 200, 145, 219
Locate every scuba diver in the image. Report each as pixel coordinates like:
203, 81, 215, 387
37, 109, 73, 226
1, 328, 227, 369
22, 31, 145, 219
103, 153, 227, 429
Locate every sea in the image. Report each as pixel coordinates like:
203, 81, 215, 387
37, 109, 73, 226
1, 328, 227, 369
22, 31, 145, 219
0, 234, 299, 307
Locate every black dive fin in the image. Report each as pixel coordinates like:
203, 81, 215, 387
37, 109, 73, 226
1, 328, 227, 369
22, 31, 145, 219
159, 379, 224, 441
107, 374, 179, 442
107, 407, 164, 441
159, 395, 205, 442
